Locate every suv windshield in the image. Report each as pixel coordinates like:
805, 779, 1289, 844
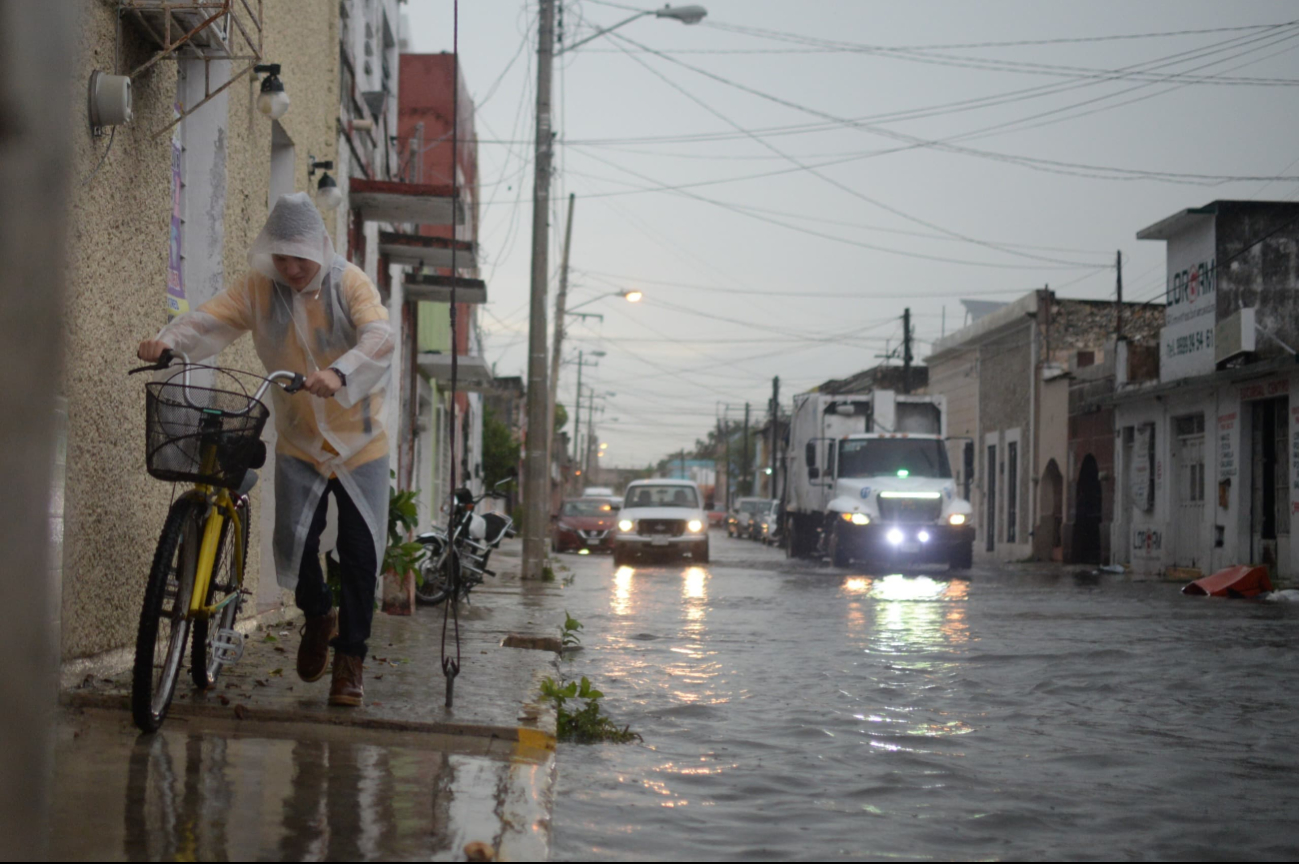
838, 438, 952, 479
739, 500, 765, 513
625, 485, 700, 509
562, 500, 615, 516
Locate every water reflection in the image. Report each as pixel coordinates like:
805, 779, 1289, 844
836, 573, 971, 658
612, 566, 635, 617
118, 730, 453, 860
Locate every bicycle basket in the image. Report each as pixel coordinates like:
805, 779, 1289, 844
145, 378, 270, 488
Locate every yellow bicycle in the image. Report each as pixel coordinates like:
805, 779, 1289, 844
129, 351, 303, 732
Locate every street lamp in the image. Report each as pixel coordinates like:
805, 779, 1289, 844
556, 5, 708, 56
566, 290, 645, 315
523, 1, 708, 580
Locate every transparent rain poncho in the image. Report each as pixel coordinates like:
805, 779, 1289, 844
156, 192, 395, 588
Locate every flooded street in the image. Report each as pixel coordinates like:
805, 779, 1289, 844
551, 532, 1299, 861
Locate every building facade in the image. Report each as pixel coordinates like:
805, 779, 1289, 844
927, 291, 1162, 564
62, 1, 342, 662
1112, 201, 1299, 581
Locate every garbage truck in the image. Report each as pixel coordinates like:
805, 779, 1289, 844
784, 389, 975, 570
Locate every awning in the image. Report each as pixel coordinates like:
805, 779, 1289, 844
349, 178, 463, 225
379, 231, 477, 270
405, 273, 487, 304
417, 353, 494, 390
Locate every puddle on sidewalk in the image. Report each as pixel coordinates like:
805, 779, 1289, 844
51, 709, 543, 862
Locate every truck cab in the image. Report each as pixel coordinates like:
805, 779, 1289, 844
820, 433, 974, 569
784, 389, 975, 570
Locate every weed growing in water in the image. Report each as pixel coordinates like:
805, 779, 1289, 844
560, 611, 583, 649
540, 675, 640, 744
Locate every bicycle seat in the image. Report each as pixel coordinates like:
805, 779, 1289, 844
235, 469, 258, 497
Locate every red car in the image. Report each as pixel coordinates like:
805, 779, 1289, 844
552, 498, 619, 553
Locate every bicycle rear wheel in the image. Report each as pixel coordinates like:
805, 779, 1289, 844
191, 496, 250, 690
133, 496, 204, 732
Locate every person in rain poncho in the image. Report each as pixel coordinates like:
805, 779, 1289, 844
138, 193, 394, 707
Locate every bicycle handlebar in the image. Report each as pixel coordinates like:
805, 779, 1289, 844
130, 349, 305, 412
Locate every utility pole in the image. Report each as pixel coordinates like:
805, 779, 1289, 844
902, 308, 913, 395
522, 0, 556, 580
742, 402, 750, 496
547, 193, 575, 498
716, 416, 726, 509
1115, 249, 1124, 341
571, 349, 584, 466
769, 376, 780, 498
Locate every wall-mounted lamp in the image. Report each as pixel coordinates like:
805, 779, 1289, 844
88, 70, 132, 134
254, 64, 290, 119
308, 155, 342, 210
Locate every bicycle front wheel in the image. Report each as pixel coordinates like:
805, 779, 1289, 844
132, 496, 203, 732
192, 496, 250, 690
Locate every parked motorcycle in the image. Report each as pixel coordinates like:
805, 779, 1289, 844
414, 478, 515, 606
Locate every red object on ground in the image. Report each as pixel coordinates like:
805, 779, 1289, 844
1182, 565, 1273, 598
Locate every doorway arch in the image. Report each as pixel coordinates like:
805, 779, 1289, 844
1073, 454, 1102, 564
1038, 458, 1064, 561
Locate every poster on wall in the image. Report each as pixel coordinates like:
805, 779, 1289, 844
1131, 424, 1153, 512
1218, 412, 1237, 479
166, 104, 188, 320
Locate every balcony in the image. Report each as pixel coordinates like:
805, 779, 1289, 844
404, 273, 487, 305
349, 179, 463, 226
379, 231, 477, 270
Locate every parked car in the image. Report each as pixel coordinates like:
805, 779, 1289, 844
728, 497, 767, 539
758, 496, 774, 543
552, 497, 619, 553
613, 479, 710, 566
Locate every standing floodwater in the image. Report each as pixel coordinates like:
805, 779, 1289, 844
551, 534, 1299, 861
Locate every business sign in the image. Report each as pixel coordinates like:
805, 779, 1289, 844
1160, 316, 1216, 382
1160, 216, 1216, 381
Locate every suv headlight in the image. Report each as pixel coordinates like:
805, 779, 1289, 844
687, 519, 703, 533
618, 519, 634, 532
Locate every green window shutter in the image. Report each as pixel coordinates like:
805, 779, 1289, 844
417, 302, 451, 353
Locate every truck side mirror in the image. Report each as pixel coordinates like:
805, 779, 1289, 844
808, 466, 820, 480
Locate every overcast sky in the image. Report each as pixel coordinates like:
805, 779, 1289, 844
404, 0, 1299, 466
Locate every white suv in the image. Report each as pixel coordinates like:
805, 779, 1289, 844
613, 479, 710, 566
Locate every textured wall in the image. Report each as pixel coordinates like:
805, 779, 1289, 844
979, 326, 1033, 546
61, 1, 339, 660
62, 3, 186, 659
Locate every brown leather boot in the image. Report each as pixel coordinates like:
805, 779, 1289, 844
296, 609, 337, 682
329, 653, 364, 707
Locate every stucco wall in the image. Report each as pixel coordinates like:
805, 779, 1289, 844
979, 325, 1033, 555
61, 2, 339, 660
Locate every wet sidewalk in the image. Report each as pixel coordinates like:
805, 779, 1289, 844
56, 539, 573, 861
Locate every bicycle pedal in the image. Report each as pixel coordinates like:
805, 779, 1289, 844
212, 629, 245, 664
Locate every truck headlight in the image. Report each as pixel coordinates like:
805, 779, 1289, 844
948, 514, 967, 526
618, 519, 634, 532
851, 513, 870, 525
687, 519, 703, 533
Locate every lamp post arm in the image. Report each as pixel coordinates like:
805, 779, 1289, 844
565, 291, 617, 313
556, 11, 651, 56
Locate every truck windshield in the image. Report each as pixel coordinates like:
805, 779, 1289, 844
625, 485, 700, 509
837, 439, 951, 479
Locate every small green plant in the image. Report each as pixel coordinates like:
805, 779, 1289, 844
560, 611, 583, 648
385, 472, 428, 584
539, 675, 639, 744
541, 563, 556, 582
